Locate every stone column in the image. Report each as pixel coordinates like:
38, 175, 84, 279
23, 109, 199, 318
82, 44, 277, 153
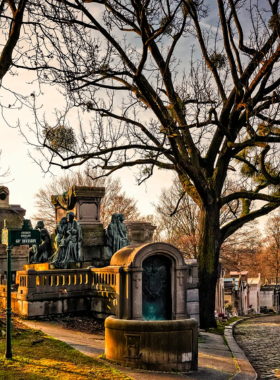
175, 266, 188, 319
131, 268, 143, 320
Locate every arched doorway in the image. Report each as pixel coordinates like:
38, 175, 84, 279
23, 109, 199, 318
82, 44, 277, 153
142, 255, 172, 320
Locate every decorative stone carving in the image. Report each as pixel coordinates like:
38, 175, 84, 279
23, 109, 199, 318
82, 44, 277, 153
29, 221, 52, 264
49, 212, 83, 269
143, 263, 168, 301
124, 221, 156, 245
106, 213, 130, 257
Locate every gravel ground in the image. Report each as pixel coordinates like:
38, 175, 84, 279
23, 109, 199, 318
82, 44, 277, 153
234, 315, 280, 379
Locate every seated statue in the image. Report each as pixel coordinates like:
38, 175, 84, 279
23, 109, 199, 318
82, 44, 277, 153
50, 212, 82, 269
29, 221, 52, 264
106, 213, 130, 257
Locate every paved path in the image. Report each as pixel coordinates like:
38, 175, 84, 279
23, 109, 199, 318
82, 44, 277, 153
234, 315, 280, 379
22, 319, 252, 380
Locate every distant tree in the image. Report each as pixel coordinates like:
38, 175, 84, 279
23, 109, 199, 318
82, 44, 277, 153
155, 177, 262, 270
220, 222, 262, 276
263, 211, 280, 284
154, 177, 201, 258
32, 169, 141, 232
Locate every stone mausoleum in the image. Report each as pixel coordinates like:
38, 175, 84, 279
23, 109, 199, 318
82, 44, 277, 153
0, 186, 28, 282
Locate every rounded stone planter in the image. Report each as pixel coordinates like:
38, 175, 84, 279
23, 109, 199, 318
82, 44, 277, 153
105, 316, 198, 371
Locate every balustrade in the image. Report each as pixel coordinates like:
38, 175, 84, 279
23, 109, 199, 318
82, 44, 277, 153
17, 269, 93, 294
15, 267, 120, 295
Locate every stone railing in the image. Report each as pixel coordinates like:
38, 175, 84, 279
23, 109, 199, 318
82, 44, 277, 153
91, 266, 120, 293
16, 268, 93, 295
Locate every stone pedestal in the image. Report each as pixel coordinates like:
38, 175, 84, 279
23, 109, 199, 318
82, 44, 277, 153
105, 317, 198, 371
124, 221, 156, 245
52, 186, 109, 267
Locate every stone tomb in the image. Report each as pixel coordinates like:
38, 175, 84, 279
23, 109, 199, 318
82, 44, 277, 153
104, 242, 198, 371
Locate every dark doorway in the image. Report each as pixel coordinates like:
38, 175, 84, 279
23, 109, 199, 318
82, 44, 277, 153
142, 255, 172, 320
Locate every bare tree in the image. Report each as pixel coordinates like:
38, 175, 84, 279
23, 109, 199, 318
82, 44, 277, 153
32, 169, 141, 232
264, 210, 280, 284
154, 177, 201, 258
14, 0, 280, 327
220, 221, 262, 275
155, 176, 262, 269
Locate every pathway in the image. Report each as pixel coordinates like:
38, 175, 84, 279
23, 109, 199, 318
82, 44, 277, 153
21, 319, 247, 380
234, 315, 280, 379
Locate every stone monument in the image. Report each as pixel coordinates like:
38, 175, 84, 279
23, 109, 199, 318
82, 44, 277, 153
51, 186, 108, 267
50, 211, 83, 269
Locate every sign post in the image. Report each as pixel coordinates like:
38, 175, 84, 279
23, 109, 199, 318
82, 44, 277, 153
2, 220, 41, 359
6, 246, 12, 359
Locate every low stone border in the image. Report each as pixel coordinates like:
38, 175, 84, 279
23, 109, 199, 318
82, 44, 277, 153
224, 318, 257, 380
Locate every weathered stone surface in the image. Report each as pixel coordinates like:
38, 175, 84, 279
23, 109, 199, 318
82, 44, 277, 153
187, 301, 199, 315
234, 315, 280, 379
52, 186, 105, 225
82, 224, 105, 247
124, 221, 156, 245
187, 288, 199, 302
105, 316, 198, 371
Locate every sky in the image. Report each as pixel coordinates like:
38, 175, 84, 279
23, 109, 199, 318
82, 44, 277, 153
0, 1, 273, 233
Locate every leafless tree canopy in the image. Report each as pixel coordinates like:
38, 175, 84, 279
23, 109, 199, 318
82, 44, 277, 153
3, 0, 280, 327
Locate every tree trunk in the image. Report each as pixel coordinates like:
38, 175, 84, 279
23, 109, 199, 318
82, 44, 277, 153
198, 205, 221, 329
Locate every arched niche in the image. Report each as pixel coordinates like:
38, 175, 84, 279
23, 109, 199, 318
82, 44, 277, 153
111, 242, 188, 321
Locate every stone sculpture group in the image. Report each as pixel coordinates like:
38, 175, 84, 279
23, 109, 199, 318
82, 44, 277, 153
29, 211, 130, 266
50, 211, 83, 268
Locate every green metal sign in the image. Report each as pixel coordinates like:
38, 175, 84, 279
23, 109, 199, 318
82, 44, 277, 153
2, 220, 41, 247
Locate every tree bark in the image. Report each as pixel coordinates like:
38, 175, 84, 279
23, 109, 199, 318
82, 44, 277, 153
198, 205, 221, 329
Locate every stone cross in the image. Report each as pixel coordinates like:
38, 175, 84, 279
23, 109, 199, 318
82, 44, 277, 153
177, 272, 184, 286
133, 274, 141, 289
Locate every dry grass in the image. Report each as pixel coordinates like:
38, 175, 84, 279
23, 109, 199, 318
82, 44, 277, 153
0, 318, 130, 380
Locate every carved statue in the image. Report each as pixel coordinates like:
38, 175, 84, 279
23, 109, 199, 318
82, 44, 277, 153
118, 214, 130, 249
29, 221, 52, 263
50, 212, 82, 268
106, 213, 130, 256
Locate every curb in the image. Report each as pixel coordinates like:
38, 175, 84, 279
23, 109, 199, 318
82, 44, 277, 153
224, 318, 257, 380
